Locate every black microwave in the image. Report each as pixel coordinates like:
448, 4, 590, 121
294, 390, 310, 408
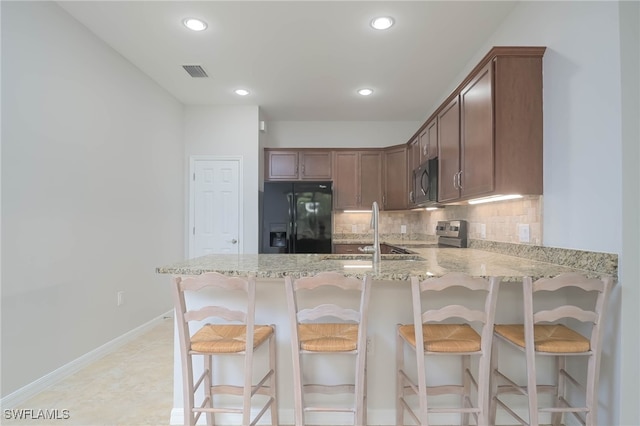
412, 158, 438, 206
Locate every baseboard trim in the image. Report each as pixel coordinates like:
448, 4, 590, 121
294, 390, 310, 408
169, 407, 534, 425
170, 408, 409, 425
0, 310, 173, 409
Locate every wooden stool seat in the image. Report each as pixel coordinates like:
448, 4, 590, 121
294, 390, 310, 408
191, 324, 275, 353
399, 323, 482, 353
298, 323, 359, 352
494, 323, 590, 353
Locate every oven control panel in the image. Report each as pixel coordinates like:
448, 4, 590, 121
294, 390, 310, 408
435, 220, 468, 247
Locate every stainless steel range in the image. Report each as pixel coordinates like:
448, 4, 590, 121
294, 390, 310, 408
435, 220, 468, 248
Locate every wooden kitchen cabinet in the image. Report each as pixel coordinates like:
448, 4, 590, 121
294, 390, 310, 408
265, 150, 299, 180
409, 137, 420, 172
383, 144, 408, 210
407, 137, 420, 206
460, 61, 494, 197
333, 150, 382, 210
423, 118, 438, 161
436, 46, 545, 203
265, 149, 332, 181
437, 96, 461, 203
407, 119, 438, 206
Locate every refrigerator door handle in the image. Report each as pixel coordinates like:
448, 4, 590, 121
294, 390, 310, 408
287, 192, 295, 253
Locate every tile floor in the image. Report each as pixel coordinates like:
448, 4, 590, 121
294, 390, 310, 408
2, 317, 174, 426
1, 318, 439, 426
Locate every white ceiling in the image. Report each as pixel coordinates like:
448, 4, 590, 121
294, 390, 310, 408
57, 1, 518, 122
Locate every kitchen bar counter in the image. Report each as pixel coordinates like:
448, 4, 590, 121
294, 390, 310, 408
158, 245, 617, 425
156, 244, 615, 282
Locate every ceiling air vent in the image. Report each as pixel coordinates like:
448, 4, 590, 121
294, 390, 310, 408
182, 65, 208, 78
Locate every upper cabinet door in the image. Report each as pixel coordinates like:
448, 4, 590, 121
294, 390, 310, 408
265, 150, 299, 180
299, 151, 332, 180
426, 118, 438, 160
359, 151, 382, 207
383, 145, 408, 210
437, 96, 461, 203
333, 151, 359, 209
460, 62, 494, 198
409, 137, 420, 171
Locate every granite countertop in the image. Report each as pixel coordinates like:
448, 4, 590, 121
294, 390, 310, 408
156, 243, 616, 282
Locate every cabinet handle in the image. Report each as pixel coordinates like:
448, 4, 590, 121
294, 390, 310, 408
301, 162, 305, 175
453, 171, 463, 189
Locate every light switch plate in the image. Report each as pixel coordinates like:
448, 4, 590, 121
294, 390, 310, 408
400, 225, 407, 234
480, 224, 486, 239
518, 224, 530, 243
351, 224, 358, 233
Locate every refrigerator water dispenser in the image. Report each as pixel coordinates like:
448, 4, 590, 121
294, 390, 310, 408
269, 224, 287, 248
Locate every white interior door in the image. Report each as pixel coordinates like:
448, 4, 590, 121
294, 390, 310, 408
190, 157, 242, 257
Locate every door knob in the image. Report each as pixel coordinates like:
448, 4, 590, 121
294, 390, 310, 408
230, 239, 238, 244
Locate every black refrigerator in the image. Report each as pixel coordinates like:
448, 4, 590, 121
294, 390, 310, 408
261, 182, 332, 254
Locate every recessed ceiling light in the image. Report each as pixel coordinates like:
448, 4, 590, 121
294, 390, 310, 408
357, 88, 374, 96
235, 89, 250, 96
370, 16, 394, 30
183, 18, 207, 32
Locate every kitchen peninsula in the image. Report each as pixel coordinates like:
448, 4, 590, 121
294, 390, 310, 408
157, 243, 616, 281
158, 244, 616, 425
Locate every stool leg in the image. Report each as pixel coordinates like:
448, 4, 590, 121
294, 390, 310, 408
396, 326, 405, 426
355, 348, 366, 425
526, 350, 539, 426
269, 331, 279, 425
204, 355, 214, 426
361, 354, 368, 426
183, 353, 196, 426
488, 335, 499, 426
462, 355, 471, 425
585, 353, 599, 426
551, 355, 565, 426
292, 351, 304, 425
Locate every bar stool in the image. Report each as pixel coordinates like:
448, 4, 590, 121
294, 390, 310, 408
490, 272, 613, 426
396, 272, 501, 426
172, 272, 278, 426
285, 271, 372, 426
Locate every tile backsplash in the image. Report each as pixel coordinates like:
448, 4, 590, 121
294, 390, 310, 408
333, 196, 542, 245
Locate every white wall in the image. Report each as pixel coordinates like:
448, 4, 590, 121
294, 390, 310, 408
1, 2, 184, 397
619, 2, 640, 424
183, 106, 261, 253
266, 121, 420, 149
458, 1, 623, 254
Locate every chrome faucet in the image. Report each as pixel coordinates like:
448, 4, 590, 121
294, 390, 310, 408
358, 201, 381, 264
